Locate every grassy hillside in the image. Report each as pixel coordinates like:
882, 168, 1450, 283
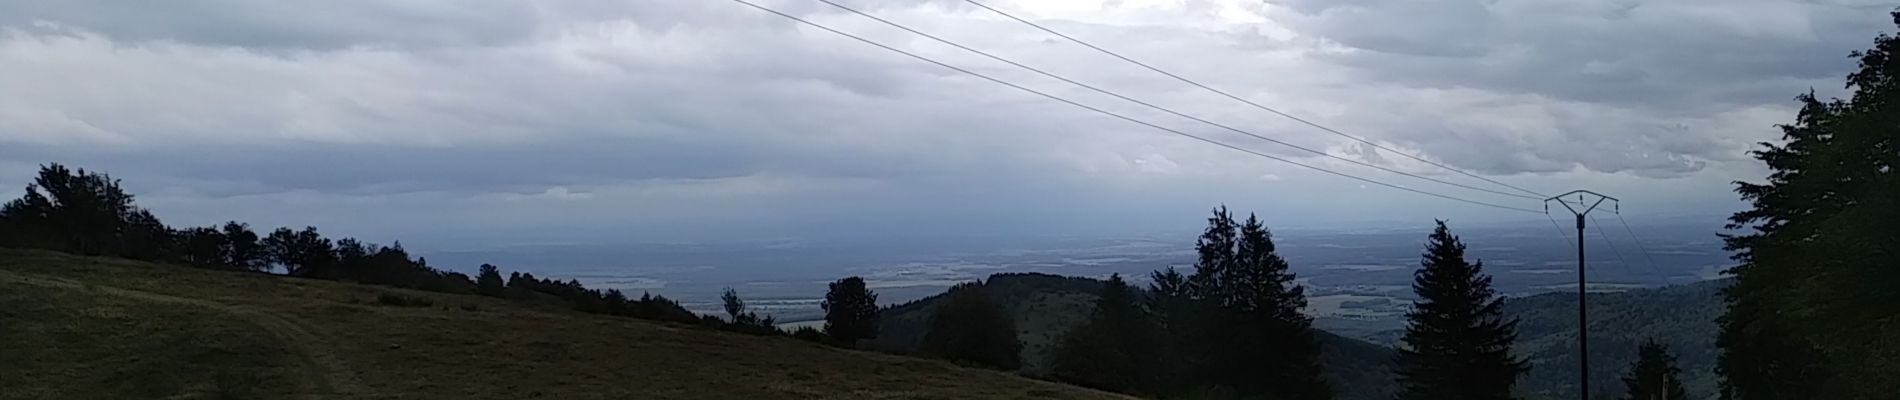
0, 249, 1130, 400
869, 273, 1401, 400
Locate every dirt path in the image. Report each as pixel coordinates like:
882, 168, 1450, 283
0, 270, 366, 399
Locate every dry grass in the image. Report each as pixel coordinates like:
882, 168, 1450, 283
0, 249, 1132, 400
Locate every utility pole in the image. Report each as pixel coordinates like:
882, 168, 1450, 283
1546, 190, 1618, 400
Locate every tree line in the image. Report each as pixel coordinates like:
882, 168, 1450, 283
0, 164, 1702, 399
0, 163, 884, 346
1029, 209, 1694, 400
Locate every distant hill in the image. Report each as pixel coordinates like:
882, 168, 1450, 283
871, 273, 1728, 400
0, 250, 1131, 400
869, 273, 1400, 400
1505, 279, 1728, 400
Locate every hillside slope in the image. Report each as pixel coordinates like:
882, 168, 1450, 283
1506, 279, 1728, 400
1317, 279, 1729, 400
869, 273, 1400, 400
869, 273, 1729, 400
0, 250, 1129, 400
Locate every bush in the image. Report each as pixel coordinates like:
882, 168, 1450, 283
791, 326, 827, 343
376, 293, 433, 307
922, 282, 1021, 370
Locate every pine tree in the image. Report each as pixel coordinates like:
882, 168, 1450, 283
1049, 273, 1160, 394
821, 276, 879, 346
1169, 208, 1327, 399
1718, 10, 1900, 399
475, 264, 506, 297
1189, 206, 1239, 301
1220, 214, 1327, 400
1175, 207, 1241, 394
1621, 340, 1689, 400
922, 281, 1020, 370
1395, 220, 1526, 400
1147, 266, 1197, 394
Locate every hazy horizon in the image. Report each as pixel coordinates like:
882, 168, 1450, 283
409, 214, 1734, 323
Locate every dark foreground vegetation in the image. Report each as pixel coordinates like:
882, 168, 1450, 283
1713, 9, 1900, 400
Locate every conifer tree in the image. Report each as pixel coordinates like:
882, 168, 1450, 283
1621, 340, 1690, 400
1145, 266, 1197, 394
1220, 214, 1327, 400
1395, 220, 1526, 400
1171, 208, 1328, 399
1049, 273, 1159, 394
1188, 206, 1239, 300
1175, 207, 1239, 394
1718, 10, 1900, 399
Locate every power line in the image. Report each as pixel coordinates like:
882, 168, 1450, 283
726, 0, 1545, 214
1591, 215, 1634, 274
1614, 211, 1663, 273
836, 1, 1658, 275
962, 0, 1549, 198
1546, 210, 1577, 250
810, 0, 1539, 201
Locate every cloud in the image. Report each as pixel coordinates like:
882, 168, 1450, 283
1274, 0, 1877, 107
0, 0, 1882, 244
1255, 0, 1885, 174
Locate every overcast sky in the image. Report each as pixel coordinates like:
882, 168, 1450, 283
0, 0, 1889, 247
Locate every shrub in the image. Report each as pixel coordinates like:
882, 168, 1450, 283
791, 326, 827, 343
376, 293, 433, 307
